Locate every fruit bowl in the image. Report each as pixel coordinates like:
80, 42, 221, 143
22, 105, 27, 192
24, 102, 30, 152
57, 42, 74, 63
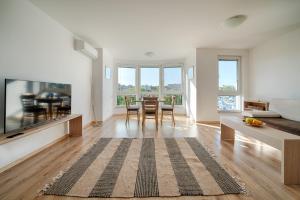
244, 118, 264, 127
245, 122, 265, 127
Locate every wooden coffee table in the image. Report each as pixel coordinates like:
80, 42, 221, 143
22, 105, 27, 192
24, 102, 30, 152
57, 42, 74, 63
220, 116, 300, 185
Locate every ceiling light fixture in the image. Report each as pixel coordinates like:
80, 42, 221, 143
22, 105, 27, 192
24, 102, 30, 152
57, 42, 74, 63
145, 51, 155, 57
224, 15, 247, 28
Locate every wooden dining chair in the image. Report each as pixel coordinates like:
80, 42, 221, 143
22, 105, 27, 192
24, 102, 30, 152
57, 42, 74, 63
125, 96, 140, 124
143, 96, 158, 101
142, 99, 159, 130
161, 95, 176, 126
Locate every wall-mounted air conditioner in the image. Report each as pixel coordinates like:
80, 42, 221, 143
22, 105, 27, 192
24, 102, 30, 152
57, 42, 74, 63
74, 39, 98, 59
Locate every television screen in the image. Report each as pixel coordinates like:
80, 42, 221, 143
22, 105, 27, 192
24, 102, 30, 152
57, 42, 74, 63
4, 79, 71, 133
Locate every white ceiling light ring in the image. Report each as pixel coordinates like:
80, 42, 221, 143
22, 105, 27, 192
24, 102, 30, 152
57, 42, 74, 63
224, 15, 247, 28
145, 51, 155, 57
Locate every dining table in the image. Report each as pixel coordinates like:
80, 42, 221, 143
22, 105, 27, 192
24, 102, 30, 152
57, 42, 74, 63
134, 99, 167, 114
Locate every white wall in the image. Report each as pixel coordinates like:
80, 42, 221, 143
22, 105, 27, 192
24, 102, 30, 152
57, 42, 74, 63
249, 26, 300, 100
184, 49, 197, 120
92, 49, 103, 121
102, 49, 114, 121
92, 48, 115, 121
196, 48, 249, 121
0, 0, 93, 169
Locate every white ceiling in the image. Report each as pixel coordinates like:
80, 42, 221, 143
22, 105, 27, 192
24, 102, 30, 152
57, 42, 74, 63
30, 0, 300, 60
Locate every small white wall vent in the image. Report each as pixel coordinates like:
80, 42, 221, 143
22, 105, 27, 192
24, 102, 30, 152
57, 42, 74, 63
74, 39, 98, 59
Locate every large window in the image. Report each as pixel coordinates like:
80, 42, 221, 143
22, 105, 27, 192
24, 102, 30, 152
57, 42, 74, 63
163, 67, 183, 105
116, 65, 184, 106
117, 67, 136, 106
140, 67, 160, 95
218, 56, 241, 111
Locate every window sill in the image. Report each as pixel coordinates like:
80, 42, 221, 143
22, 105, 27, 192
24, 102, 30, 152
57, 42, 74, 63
115, 105, 185, 109
115, 105, 126, 108
217, 110, 241, 113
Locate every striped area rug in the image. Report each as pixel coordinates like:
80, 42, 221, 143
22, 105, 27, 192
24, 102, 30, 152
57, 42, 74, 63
44, 138, 243, 198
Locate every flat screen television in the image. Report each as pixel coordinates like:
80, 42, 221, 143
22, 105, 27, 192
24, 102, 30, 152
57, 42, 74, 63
4, 79, 71, 134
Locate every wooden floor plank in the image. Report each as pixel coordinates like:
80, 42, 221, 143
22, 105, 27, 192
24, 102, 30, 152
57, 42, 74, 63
0, 115, 299, 200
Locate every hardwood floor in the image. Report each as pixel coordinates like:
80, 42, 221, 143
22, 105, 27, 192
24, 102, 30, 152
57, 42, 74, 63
1, 115, 300, 200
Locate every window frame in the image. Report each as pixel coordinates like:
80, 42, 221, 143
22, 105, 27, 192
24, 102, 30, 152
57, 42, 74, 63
139, 65, 161, 97
162, 66, 184, 105
116, 66, 137, 95
162, 66, 184, 95
115, 64, 184, 107
217, 56, 241, 112
116, 66, 137, 106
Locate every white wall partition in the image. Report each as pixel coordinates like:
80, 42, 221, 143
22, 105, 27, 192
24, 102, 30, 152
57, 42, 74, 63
196, 48, 249, 121
184, 50, 197, 120
102, 49, 115, 121
0, 0, 93, 169
92, 48, 115, 122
